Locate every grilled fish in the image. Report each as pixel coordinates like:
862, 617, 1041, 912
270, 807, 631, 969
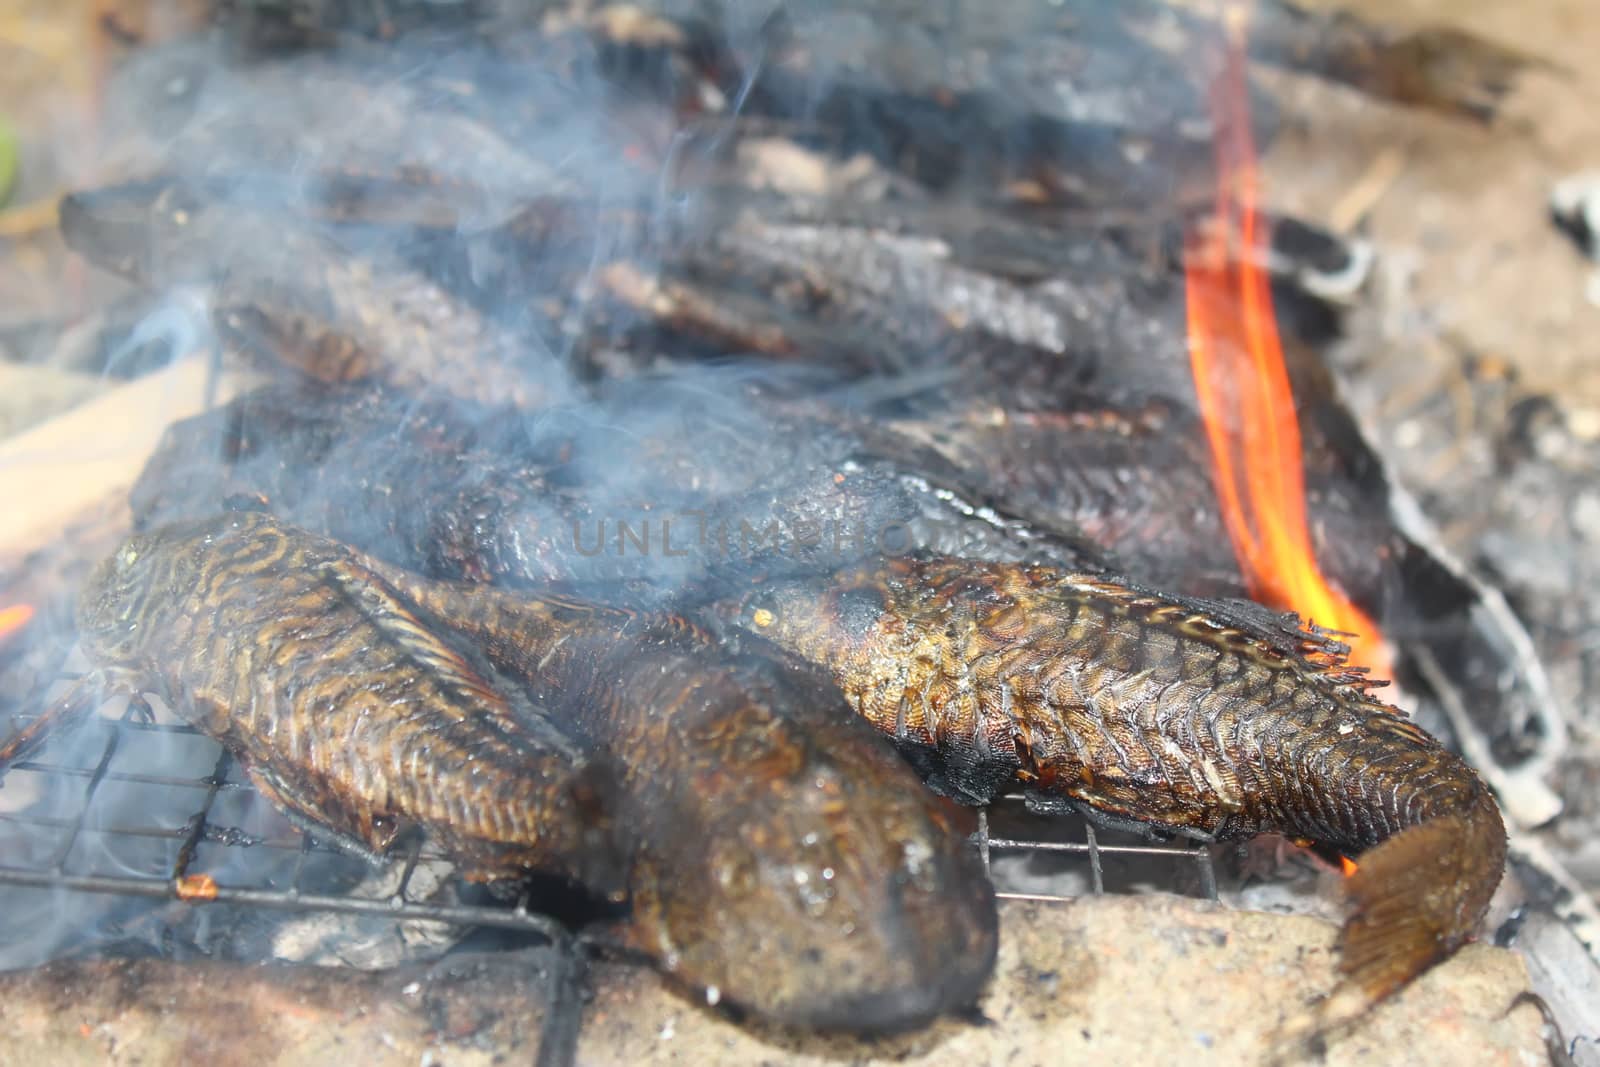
883, 398, 1398, 604
349, 562, 1000, 1033
58, 179, 568, 412
716, 556, 1507, 1024
75, 510, 621, 893
79, 510, 998, 1031
129, 382, 1107, 595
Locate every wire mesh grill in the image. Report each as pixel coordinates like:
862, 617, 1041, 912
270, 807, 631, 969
0, 643, 1224, 1067
0, 698, 570, 939
0, 691, 1220, 932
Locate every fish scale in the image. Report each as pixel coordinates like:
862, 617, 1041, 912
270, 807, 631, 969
718, 554, 1508, 1024
73, 511, 1001, 1034
75, 510, 621, 891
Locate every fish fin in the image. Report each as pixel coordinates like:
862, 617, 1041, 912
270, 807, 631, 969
316, 554, 590, 762
1307, 789, 1507, 1040
247, 764, 402, 864
1339, 806, 1504, 999
320, 557, 505, 706
1268, 808, 1504, 1055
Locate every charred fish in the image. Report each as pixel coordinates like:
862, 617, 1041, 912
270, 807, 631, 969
74, 510, 622, 892
76, 511, 998, 1032
716, 556, 1508, 1024
347, 557, 1000, 1033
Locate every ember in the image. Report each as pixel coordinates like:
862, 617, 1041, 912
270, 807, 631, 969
173, 872, 218, 902
0, 603, 32, 645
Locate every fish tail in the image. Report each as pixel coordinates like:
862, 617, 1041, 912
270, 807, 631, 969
1271, 782, 1506, 1051
1292, 781, 1506, 1042
1337, 782, 1506, 999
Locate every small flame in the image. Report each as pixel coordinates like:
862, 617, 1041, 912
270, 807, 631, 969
0, 603, 36, 645
1339, 855, 1360, 878
1184, 9, 1391, 680
174, 873, 219, 902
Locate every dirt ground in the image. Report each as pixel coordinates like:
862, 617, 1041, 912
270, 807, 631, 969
1260, 0, 1600, 408
0, 898, 1550, 1067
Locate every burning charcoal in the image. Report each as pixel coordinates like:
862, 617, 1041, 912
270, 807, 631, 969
58, 178, 571, 410
106, 40, 582, 203
75, 510, 625, 895
106, 852, 474, 970
656, 194, 1196, 403
656, 192, 1363, 399
585, 195, 1143, 396
687, 212, 1083, 381
693, 1, 1233, 208
705, 214, 1069, 357
597, 261, 816, 363
358, 562, 999, 1033
265, 859, 467, 968
487, 2, 1261, 207
715, 555, 1507, 1036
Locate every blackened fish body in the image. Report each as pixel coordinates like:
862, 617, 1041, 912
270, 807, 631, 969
353, 565, 999, 1033
75, 511, 621, 892
130, 382, 1105, 594
884, 397, 1398, 604
721, 556, 1507, 1016
58, 180, 567, 411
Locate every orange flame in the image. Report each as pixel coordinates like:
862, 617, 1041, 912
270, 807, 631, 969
1184, 10, 1391, 681
1339, 855, 1360, 878
0, 603, 35, 646
174, 873, 220, 902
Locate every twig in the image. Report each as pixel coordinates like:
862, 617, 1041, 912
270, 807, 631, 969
1328, 146, 1407, 234
0, 197, 59, 239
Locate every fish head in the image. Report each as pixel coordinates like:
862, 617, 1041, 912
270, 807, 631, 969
78, 530, 179, 672
58, 177, 215, 286
630, 660, 998, 1033
722, 573, 909, 681
78, 513, 268, 676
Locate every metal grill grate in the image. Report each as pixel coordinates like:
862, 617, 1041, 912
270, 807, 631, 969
0, 687, 1221, 1063
0, 699, 572, 938
980, 803, 1219, 903
0, 697, 1219, 921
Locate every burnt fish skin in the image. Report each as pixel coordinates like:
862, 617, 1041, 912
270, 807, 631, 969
719, 556, 1507, 1024
129, 382, 1106, 596
75, 511, 621, 895
58, 178, 568, 412
357, 564, 999, 1033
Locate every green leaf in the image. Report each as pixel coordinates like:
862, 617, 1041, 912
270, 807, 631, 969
0, 117, 17, 210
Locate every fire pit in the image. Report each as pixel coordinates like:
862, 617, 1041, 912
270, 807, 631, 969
1, 1, 1597, 1064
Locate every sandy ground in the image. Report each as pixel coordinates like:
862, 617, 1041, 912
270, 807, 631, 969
0, 896, 1551, 1067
